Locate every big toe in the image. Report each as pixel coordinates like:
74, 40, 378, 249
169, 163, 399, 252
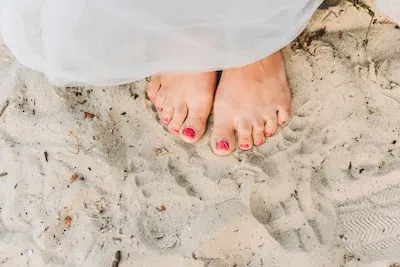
211, 122, 236, 156
180, 110, 208, 143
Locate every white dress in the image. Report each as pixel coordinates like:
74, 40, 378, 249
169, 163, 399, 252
0, 0, 397, 86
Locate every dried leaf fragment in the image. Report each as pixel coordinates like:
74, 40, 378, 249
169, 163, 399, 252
157, 205, 166, 212
70, 173, 79, 184
84, 112, 96, 119
64, 216, 72, 227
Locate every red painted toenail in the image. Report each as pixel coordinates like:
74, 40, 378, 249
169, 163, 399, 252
240, 144, 250, 149
149, 96, 155, 101
182, 128, 196, 138
281, 121, 286, 125
161, 117, 169, 123
265, 132, 273, 137
170, 128, 179, 134
157, 106, 163, 111
216, 140, 230, 150
256, 140, 265, 146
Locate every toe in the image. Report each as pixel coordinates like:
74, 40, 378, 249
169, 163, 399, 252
168, 103, 187, 134
236, 120, 253, 150
154, 88, 167, 111
146, 75, 161, 102
252, 122, 265, 146
211, 123, 236, 156
277, 106, 290, 126
160, 106, 173, 124
180, 109, 208, 143
265, 116, 278, 137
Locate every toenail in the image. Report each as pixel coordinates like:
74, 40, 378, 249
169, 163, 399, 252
182, 128, 196, 138
255, 140, 265, 146
281, 121, 286, 125
216, 140, 230, 150
157, 106, 163, 111
265, 132, 273, 137
149, 96, 155, 101
161, 117, 169, 123
170, 128, 179, 134
240, 144, 249, 149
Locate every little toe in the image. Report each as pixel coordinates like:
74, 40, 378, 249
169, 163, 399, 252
237, 121, 253, 150
277, 107, 291, 126
154, 88, 167, 111
211, 125, 236, 156
168, 103, 187, 134
180, 111, 208, 143
146, 75, 161, 102
252, 123, 265, 146
265, 117, 278, 137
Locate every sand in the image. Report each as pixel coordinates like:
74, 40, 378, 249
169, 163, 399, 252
1, 1, 400, 267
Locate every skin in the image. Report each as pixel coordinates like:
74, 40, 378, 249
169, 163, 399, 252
146, 72, 217, 144
147, 51, 291, 156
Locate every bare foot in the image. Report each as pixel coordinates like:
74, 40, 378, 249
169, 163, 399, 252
147, 72, 216, 143
211, 51, 291, 156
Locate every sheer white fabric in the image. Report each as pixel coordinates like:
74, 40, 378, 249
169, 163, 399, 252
376, 0, 400, 24
0, 0, 325, 86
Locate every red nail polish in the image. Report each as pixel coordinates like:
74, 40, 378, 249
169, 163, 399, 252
182, 128, 196, 138
256, 140, 265, 146
240, 144, 250, 149
157, 106, 163, 111
149, 96, 155, 101
265, 132, 273, 137
216, 140, 229, 150
170, 128, 179, 134
281, 121, 286, 125
161, 117, 169, 123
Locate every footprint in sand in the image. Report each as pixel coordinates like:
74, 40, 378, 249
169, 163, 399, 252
132, 151, 245, 253
338, 185, 400, 262
277, 112, 314, 154
316, 130, 400, 262
309, 97, 400, 261
240, 98, 337, 252
137, 199, 248, 253
249, 182, 336, 252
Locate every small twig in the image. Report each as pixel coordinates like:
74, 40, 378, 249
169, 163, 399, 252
68, 131, 81, 154
353, 0, 375, 47
111, 251, 121, 267
322, 10, 339, 22
292, 28, 326, 55
363, 14, 374, 46
0, 100, 10, 118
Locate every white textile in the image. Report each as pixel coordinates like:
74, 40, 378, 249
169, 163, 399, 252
0, 0, 335, 86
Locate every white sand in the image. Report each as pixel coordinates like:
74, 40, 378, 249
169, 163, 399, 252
1, 2, 400, 266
